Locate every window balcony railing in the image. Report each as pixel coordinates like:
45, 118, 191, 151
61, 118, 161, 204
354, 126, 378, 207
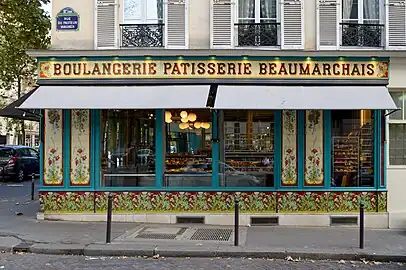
235, 22, 280, 47
120, 24, 164, 48
340, 22, 384, 48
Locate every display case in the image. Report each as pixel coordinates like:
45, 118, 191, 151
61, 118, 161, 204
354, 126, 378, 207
332, 136, 359, 174
165, 153, 211, 173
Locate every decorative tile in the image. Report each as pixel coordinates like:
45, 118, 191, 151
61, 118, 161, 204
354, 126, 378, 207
40, 192, 94, 212
70, 110, 91, 186
305, 110, 324, 186
40, 191, 381, 214
281, 110, 298, 186
44, 110, 63, 186
378, 192, 387, 212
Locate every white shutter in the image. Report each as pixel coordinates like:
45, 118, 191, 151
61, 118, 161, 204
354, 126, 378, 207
210, 0, 233, 48
95, 0, 118, 49
281, 0, 304, 49
316, 0, 339, 50
165, 0, 188, 49
386, 0, 406, 49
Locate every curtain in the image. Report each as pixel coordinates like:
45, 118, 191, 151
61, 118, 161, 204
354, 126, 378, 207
238, 0, 255, 22
261, 0, 277, 22
363, 0, 379, 24
342, 0, 355, 22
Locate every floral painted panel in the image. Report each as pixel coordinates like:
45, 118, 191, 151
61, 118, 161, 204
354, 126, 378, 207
305, 110, 324, 186
39, 191, 386, 213
44, 110, 63, 186
70, 110, 91, 186
281, 110, 298, 186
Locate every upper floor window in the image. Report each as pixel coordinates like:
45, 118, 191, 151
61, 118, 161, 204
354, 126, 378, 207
121, 0, 165, 47
388, 91, 406, 166
124, 0, 164, 24
236, 0, 280, 47
341, 0, 384, 47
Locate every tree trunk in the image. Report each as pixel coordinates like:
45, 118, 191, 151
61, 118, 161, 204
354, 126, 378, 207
17, 78, 25, 145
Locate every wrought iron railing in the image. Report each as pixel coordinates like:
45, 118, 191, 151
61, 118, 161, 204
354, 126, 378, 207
120, 24, 164, 47
340, 23, 384, 47
235, 22, 280, 47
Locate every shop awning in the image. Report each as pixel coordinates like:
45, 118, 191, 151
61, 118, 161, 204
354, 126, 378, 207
18, 85, 211, 109
0, 88, 40, 121
214, 86, 397, 110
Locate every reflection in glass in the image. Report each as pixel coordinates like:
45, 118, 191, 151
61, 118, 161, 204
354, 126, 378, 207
331, 110, 374, 187
100, 110, 155, 187
389, 123, 406, 165
221, 110, 274, 187
164, 109, 212, 187
389, 92, 403, 120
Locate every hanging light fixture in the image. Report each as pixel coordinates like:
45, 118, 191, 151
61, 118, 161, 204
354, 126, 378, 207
188, 113, 197, 122
202, 122, 211, 129
165, 118, 172, 123
181, 117, 188, 123
179, 122, 187, 130
165, 111, 172, 119
194, 121, 201, 129
180, 110, 188, 119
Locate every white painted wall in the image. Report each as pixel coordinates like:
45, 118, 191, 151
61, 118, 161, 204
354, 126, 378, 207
51, 0, 94, 49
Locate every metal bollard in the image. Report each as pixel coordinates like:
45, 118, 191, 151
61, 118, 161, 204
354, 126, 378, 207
359, 202, 364, 249
31, 173, 35, 200
106, 193, 113, 243
234, 198, 239, 246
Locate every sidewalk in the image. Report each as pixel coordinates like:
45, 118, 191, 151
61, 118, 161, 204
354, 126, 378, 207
0, 219, 405, 262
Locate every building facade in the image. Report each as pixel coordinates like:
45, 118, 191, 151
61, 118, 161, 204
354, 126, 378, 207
21, 0, 406, 228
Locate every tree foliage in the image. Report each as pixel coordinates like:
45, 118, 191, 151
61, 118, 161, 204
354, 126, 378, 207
0, 0, 51, 95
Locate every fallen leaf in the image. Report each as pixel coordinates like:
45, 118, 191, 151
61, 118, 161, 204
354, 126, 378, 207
286, 256, 294, 261
15, 202, 19, 205
267, 258, 274, 261
338, 260, 346, 264
152, 254, 160, 259
85, 257, 99, 261
373, 261, 382, 265
248, 258, 252, 260
360, 258, 368, 264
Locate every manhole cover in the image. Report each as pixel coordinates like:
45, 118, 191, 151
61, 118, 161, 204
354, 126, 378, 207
190, 228, 232, 241
136, 233, 178, 240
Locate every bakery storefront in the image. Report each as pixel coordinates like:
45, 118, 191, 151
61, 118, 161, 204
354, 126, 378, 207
20, 55, 397, 226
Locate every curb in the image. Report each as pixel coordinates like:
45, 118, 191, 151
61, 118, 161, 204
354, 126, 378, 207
19, 243, 406, 262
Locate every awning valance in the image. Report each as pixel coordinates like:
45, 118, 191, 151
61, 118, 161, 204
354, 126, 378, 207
214, 86, 397, 110
18, 85, 211, 109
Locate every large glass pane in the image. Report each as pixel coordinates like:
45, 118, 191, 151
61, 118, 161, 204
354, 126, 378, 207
100, 110, 155, 187
331, 110, 375, 187
260, 0, 277, 19
389, 92, 404, 120
124, 0, 142, 23
164, 109, 212, 187
221, 110, 274, 187
363, 0, 380, 24
146, 0, 164, 22
342, 0, 359, 22
238, 0, 255, 19
389, 123, 406, 165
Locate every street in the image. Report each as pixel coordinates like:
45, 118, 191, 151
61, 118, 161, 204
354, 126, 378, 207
0, 253, 404, 270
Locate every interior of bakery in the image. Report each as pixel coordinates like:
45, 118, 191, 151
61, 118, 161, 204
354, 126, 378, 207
98, 108, 383, 191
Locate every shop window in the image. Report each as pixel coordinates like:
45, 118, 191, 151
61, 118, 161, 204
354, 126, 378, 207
331, 110, 375, 187
100, 110, 155, 187
164, 109, 212, 187
388, 91, 406, 166
220, 110, 274, 187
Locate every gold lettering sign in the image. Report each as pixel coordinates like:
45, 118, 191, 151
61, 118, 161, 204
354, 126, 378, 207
39, 59, 389, 80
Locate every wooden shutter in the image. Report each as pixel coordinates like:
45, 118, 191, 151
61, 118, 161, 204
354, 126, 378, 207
210, 0, 233, 48
386, 0, 406, 49
165, 0, 188, 48
95, 0, 118, 48
281, 0, 304, 49
317, 0, 339, 49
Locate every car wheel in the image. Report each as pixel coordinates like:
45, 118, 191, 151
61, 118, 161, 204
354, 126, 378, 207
16, 168, 24, 182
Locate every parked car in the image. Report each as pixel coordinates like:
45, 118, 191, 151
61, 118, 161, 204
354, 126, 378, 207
0, 145, 39, 182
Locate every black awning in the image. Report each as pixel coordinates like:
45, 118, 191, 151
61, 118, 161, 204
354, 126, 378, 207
0, 87, 40, 122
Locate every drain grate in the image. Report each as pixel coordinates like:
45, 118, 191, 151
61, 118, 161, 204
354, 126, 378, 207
135, 233, 178, 240
190, 228, 232, 241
